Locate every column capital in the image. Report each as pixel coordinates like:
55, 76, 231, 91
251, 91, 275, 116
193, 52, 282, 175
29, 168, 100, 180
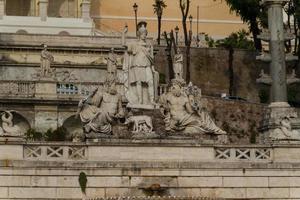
261, 0, 288, 6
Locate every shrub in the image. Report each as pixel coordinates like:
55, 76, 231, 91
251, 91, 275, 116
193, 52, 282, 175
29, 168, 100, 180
24, 128, 43, 141
44, 127, 68, 141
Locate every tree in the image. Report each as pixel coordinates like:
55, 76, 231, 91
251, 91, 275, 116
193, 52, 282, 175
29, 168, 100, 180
216, 30, 255, 96
163, 31, 175, 80
179, 0, 190, 46
178, 0, 192, 83
224, 0, 266, 51
153, 0, 167, 45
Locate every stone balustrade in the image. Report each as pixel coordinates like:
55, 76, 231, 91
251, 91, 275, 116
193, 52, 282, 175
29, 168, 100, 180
0, 80, 35, 97
157, 84, 168, 96
215, 147, 272, 161
24, 144, 87, 161
0, 80, 169, 99
19, 142, 275, 162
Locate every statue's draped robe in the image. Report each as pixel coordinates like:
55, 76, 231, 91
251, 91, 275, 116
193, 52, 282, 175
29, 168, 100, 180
123, 40, 159, 105
79, 90, 113, 134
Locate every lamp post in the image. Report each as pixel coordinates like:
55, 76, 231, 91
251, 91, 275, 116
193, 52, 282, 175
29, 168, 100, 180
189, 15, 193, 32
175, 26, 179, 45
188, 15, 193, 46
196, 6, 200, 47
133, 3, 138, 37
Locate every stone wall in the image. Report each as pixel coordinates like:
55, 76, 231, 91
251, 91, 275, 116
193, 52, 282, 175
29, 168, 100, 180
154, 47, 268, 103
1, 142, 300, 199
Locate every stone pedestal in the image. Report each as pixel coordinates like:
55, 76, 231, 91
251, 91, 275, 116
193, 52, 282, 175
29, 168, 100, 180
35, 81, 57, 99
0, 0, 4, 19
38, 0, 48, 21
260, 103, 300, 143
81, 0, 91, 23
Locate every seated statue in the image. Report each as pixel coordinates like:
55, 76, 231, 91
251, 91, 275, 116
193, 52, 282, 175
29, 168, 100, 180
159, 80, 226, 137
77, 82, 124, 138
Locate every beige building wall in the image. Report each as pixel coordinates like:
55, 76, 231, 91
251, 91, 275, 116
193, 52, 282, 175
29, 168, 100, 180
91, 0, 248, 39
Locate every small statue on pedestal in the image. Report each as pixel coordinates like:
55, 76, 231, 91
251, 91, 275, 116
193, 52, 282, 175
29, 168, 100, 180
173, 48, 184, 81
40, 44, 55, 78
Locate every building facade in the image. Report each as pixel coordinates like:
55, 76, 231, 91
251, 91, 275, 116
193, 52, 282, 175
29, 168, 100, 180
91, 0, 248, 39
0, 0, 95, 35
0, 0, 247, 39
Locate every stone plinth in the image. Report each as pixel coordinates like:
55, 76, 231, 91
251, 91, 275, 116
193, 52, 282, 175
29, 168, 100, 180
35, 81, 57, 98
38, 0, 48, 21
0, 0, 4, 19
81, 0, 91, 22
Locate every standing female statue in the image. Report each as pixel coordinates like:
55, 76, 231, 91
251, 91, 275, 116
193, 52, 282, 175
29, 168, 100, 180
123, 21, 159, 108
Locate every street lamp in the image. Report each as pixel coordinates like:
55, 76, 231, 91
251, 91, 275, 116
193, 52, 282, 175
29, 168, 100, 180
133, 3, 138, 37
175, 26, 179, 45
189, 15, 193, 31
196, 6, 200, 47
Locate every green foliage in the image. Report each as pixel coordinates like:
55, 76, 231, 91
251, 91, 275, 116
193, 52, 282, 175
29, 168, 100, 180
24, 128, 43, 141
153, 0, 167, 16
288, 85, 300, 106
205, 34, 216, 47
78, 172, 87, 194
159, 73, 166, 83
258, 88, 269, 104
223, 0, 266, 50
249, 121, 257, 144
44, 127, 68, 141
216, 30, 255, 50
225, 0, 264, 24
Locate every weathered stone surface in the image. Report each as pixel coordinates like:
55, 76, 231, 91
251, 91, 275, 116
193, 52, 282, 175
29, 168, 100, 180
9, 187, 57, 199
223, 177, 269, 187
246, 188, 290, 199
88, 146, 215, 162
0, 145, 23, 159
200, 188, 246, 199
178, 177, 222, 187
0, 187, 8, 198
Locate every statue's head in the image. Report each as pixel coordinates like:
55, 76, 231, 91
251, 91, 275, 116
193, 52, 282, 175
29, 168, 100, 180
42, 44, 47, 49
105, 82, 117, 95
137, 21, 148, 40
171, 83, 182, 97
110, 48, 115, 53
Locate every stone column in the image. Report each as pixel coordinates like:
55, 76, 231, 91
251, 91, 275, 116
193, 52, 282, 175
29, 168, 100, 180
0, 0, 5, 19
257, 0, 300, 142
81, 0, 91, 22
38, 0, 48, 21
264, 0, 288, 106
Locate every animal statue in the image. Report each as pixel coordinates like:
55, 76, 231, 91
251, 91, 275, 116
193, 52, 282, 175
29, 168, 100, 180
125, 115, 153, 133
1, 111, 22, 136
